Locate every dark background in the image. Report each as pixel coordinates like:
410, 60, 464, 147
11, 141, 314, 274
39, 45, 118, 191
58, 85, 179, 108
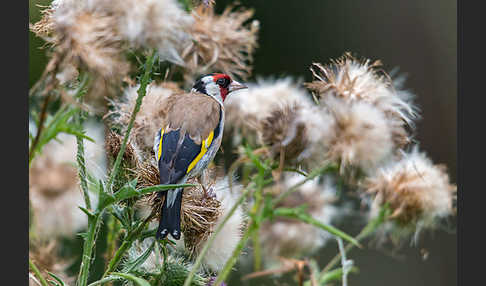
29, 0, 457, 285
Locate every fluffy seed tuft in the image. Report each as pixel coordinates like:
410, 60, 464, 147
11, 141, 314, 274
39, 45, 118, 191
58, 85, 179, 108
324, 97, 394, 172
363, 147, 456, 243
116, 0, 194, 65
181, 5, 259, 84
224, 78, 314, 146
305, 53, 419, 151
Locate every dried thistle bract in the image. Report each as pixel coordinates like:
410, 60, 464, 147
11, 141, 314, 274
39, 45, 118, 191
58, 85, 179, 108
182, 5, 259, 84
363, 147, 457, 242
305, 53, 419, 151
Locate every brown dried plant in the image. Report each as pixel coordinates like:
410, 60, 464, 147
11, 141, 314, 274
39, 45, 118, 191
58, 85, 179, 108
181, 5, 259, 84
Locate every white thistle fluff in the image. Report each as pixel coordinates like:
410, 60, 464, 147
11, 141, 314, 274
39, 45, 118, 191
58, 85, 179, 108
343, 61, 419, 128
201, 177, 246, 272
291, 105, 336, 164
324, 97, 394, 172
225, 78, 314, 126
310, 57, 419, 127
117, 0, 194, 65
365, 147, 456, 243
307, 54, 420, 152
174, 176, 245, 273
224, 77, 315, 149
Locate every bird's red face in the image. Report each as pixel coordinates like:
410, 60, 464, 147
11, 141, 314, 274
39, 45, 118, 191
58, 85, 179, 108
212, 73, 248, 101
192, 73, 248, 103
212, 74, 232, 101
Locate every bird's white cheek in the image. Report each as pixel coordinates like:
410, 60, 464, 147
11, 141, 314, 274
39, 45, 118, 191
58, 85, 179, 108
205, 83, 224, 103
206, 83, 220, 97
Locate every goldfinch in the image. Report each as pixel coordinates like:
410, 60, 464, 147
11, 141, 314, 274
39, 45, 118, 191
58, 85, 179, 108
153, 73, 247, 240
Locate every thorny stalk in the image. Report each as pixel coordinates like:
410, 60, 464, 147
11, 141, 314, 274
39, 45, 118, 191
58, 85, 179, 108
102, 213, 155, 277
74, 74, 99, 286
77, 213, 103, 286
214, 220, 255, 286
105, 218, 121, 266
78, 52, 157, 286
251, 152, 266, 272
251, 222, 262, 272
74, 74, 92, 210
106, 50, 158, 193
29, 258, 49, 286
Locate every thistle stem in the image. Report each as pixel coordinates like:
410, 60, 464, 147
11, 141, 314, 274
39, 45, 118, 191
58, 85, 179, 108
211, 147, 268, 285
213, 222, 254, 286
106, 50, 157, 193
251, 168, 265, 272
74, 74, 92, 210
105, 217, 120, 266
252, 227, 262, 272
76, 135, 92, 210
77, 213, 102, 286
29, 258, 49, 286
102, 214, 153, 278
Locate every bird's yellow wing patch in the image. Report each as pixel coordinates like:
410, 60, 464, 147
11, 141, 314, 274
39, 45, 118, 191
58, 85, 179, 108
186, 130, 214, 173
157, 128, 164, 161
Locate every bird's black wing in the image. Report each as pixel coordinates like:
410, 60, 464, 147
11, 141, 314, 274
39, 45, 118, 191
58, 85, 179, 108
154, 128, 202, 186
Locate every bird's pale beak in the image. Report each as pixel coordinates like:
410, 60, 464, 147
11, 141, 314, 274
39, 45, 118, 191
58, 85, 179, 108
228, 80, 248, 93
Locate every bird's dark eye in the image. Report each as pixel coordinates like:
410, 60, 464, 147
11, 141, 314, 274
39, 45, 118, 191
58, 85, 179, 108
216, 78, 229, 88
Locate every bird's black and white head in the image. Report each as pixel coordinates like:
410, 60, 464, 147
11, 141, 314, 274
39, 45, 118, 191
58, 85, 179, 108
192, 73, 247, 104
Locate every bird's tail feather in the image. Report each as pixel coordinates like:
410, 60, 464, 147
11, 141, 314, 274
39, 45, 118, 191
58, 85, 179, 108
156, 188, 183, 240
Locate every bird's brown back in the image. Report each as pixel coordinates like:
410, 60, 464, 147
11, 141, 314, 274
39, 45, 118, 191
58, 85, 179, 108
163, 92, 221, 144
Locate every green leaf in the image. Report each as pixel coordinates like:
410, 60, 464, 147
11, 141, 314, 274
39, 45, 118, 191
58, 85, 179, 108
110, 204, 131, 229
85, 171, 102, 195
122, 240, 155, 273
244, 144, 269, 172
30, 105, 94, 164
77, 232, 88, 240
86, 276, 122, 286
140, 229, 157, 240
262, 195, 274, 220
274, 207, 362, 248
113, 183, 196, 203
78, 206, 95, 218
113, 179, 139, 202
98, 189, 116, 210
47, 272, 66, 286
359, 204, 391, 239
110, 272, 151, 286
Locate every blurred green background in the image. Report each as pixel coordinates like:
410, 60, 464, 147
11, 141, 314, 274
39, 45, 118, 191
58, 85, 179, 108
29, 0, 457, 285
